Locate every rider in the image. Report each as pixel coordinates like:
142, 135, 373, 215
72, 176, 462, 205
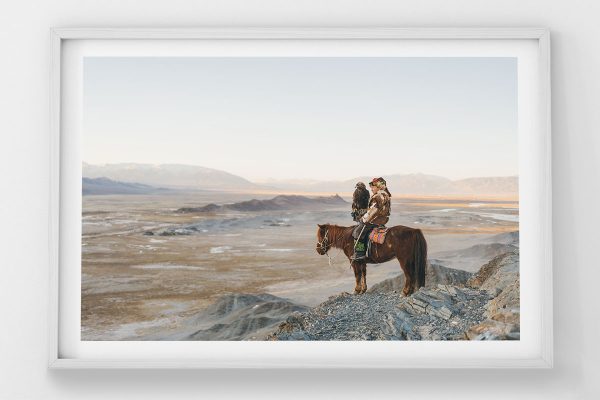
352, 177, 392, 261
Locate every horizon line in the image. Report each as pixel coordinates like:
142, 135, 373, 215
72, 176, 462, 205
82, 161, 519, 182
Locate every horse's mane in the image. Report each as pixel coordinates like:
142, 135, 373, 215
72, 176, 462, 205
326, 224, 354, 249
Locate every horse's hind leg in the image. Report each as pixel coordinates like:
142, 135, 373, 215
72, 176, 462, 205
398, 257, 413, 296
360, 263, 368, 294
351, 262, 363, 294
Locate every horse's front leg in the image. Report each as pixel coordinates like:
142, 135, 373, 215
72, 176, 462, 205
351, 262, 363, 294
360, 263, 368, 294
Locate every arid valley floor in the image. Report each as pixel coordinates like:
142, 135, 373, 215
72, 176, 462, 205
82, 191, 518, 340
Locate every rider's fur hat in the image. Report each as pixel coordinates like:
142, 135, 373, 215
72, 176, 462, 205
369, 177, 387, 188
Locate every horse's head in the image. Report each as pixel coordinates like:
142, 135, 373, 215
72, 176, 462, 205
316, 224, 331, 255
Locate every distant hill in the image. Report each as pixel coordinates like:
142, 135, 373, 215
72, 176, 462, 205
82, 177, 170, 195
452, 176, 518, 195
176, 194, 347, 213
83, 162, 265, 191
83, 162, 517, 195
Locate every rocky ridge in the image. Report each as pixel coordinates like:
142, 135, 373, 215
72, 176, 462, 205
177, 293, 309, 341
464, 251, 520, 340
176, 194, 347, 213
268, 250, 520, 341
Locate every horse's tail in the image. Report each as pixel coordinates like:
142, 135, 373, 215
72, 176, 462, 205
411, 229, 427, 289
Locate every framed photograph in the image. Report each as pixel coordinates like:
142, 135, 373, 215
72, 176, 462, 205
49, 28, 552, 368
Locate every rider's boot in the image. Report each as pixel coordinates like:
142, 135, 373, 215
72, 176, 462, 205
351, 241, 366, 261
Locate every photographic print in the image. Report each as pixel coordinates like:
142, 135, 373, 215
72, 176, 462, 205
81, 56, 519, 342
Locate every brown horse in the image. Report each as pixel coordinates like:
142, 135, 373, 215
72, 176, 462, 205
316, 224, 427, 296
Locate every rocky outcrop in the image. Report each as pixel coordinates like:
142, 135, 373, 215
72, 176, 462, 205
269, 284, 491, 341
369, 261, 472, 294
181, 293, 309, 341
465, 311, 520, 340
465, 251, 520, 340
178, 203, 221, 213
467, 251, 519, 295
269, 250, 520, 341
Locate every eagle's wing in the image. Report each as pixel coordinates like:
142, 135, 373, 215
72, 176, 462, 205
352, 189, 360, 209
358, 188, 370, 209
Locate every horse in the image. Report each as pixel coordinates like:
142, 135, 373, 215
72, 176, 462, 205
316, 223, 427, 296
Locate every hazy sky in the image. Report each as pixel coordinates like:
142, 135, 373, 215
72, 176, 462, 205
83, 57, 517, 181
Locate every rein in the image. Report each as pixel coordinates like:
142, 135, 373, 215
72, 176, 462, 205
317, 228, 345, 267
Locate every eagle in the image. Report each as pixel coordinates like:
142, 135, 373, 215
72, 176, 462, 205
351, 182, 370, 222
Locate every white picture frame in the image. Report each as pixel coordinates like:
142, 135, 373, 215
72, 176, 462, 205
49, 27, 552, 369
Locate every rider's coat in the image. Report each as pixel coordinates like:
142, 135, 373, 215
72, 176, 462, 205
362, 190, 391, 226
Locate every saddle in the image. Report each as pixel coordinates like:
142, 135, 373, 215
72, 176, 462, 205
368, 227, 389, 244
366, 226, 388, 258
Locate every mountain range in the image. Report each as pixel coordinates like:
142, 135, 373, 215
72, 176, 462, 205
83, 162, 262, 191
82, 177, 170, 195
83, 162, 518, 196
260, 174, 518, 195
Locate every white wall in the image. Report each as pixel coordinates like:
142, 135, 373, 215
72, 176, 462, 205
1, 1, 598, 399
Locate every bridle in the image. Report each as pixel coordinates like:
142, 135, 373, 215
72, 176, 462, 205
317, 229, 330, 254
317, 228, 344, 267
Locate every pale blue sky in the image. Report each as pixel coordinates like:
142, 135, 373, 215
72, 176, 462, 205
83, 57, 517, 181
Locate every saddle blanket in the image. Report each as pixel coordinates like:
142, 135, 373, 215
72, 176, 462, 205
368, 227, 389, 244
